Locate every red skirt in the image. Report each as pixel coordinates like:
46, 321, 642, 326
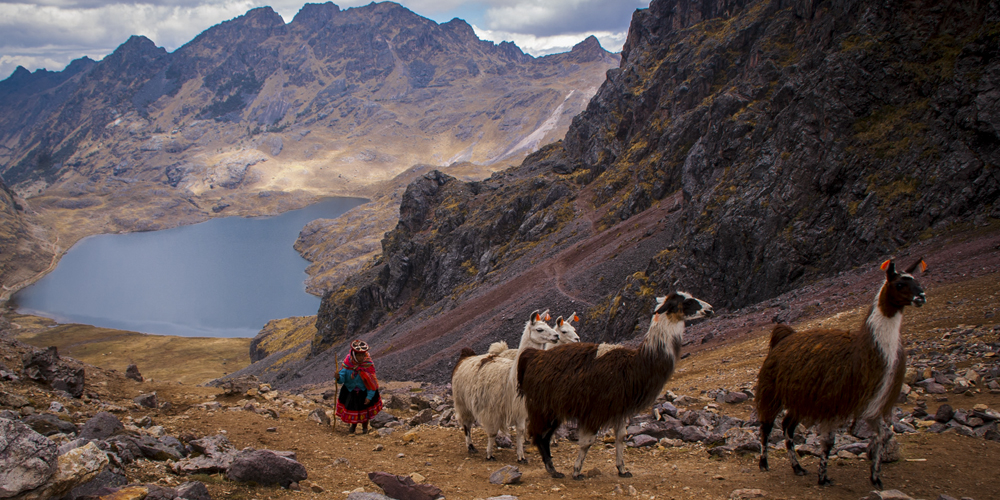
335, 387, 383, 424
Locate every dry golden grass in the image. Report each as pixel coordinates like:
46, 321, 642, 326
8, 313, 250, 385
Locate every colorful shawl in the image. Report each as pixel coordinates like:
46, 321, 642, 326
343, 351, 379, 391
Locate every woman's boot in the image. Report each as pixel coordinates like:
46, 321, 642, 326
362, 422, 369, 434
349, 423, 357, 434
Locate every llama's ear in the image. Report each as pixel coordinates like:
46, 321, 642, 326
880, 259, 892, 271
655, 296, 666, 310
541, 309, 551, 321
556, 317, 564, 326
531, 310, 541, 322
572, 313, 579, 323
905, 258, 927, 274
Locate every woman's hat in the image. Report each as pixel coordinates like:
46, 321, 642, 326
351, 340, 369, 352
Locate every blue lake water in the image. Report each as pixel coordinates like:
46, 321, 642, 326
13, 197, 367, 338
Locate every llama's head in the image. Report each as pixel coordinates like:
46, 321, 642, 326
553, 313, 581, 345
880, 258, 927, 310
522, 309, 560, 348
654, 292, 714, 322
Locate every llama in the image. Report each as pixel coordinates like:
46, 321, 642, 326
517, 292, 714, 479
756, 258, 926, 489
492, 313, 580, 359
451, 310, 563, 462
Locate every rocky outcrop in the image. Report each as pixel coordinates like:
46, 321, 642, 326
0, 418, 59, 497
22, 346, 85, 398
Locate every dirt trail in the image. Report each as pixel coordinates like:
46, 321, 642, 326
379, 192, 685, 374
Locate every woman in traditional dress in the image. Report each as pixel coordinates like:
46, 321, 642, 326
335, 340, 383, 433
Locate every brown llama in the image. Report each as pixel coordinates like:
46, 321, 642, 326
516, 292, 714, 479
756, 258, 927, 489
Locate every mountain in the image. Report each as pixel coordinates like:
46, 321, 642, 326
0, 2, 617, 249
244, 0, 999, 387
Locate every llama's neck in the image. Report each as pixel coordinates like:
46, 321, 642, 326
865, 283, 903, 369
639, 315, 684, 362
861, 282, 904, 419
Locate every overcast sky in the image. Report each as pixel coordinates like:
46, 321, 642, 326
0, 0, 650, 81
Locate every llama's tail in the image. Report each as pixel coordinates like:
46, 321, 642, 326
487, 341, 509, 355
769, 324, 796, 349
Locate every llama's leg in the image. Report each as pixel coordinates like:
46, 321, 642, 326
534, 420, 563, 478
759, 417, 774, 471
571, 428, 596, 480
867, 418, 888, 490
614, 422, 632, 478
817, 428, 836, 486
462, 422, 477, 453
514, 423, 527, 464
485, 427, 498, 461
781, 414, 806, 476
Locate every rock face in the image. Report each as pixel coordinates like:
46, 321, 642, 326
261, 0, 999, 386
22, 346, 85, 397
0, 417, 59, 497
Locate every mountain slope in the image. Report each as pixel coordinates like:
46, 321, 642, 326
251, 0, 999, 386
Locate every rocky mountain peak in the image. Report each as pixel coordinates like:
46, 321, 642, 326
291, 2, 341, 28
567, 35, 611, 62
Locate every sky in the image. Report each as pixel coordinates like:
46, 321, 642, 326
0, 0, 650, 81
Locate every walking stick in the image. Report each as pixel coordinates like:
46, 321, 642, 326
332, 356, 339, 431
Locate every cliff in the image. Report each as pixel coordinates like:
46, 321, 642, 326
262, 0, 999, 386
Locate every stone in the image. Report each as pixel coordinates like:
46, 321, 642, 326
925, 382, 947, 394
679, 425, 709, 442
171, 434, 238, 475
24, 413, 77, 436
0, 391, 30, 408
656, 402, 679, 418
63, 467, 128, 499
226, 449, 308, 488
402, 430, 420, 442
100, 486, 150, 500
385, 394, 410, 410
934, 404, 954, 423
134, 392, 157, 409
489, 465, 522, 485
409, 409, 434, 427
729, 488, 767, 499
16, 441, 109, 500
0, 417, 59, 497
723, 392, 749, 404
309, 408, 331, 425
368, 471, 443, 500
629, 434, 658, 448
78, 412, 124, 440
346, 493, 394, 500
214, 375, 260, 396
409, 472, 425, 483
370, 411, 397, 429
861, 490, 914, 500
125, 364, 143, 382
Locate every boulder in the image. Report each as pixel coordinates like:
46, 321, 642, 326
16, 441, 109, 500
78, 412, 124, 440
369, 411, 398, 429
368, 471, 443, 500
308, 408, 330, 425
22, 346, 85, 398
134, 393, 157, 409
0, 417, 58, 497
226, 449, 307, 488
24, 413, 78, 436
409, 409, 434, 427
488, 465, 522, 485
214, 375, 260, 396
125, 364, 143, 382
175, 481, 211, 500
171, 434, 237, 475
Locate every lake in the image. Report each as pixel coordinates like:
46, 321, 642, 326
13, 197, 368, 338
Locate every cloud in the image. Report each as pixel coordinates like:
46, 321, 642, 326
482, 0, 648, 37
473, 25, 628, 56
0, 0, 648, 80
